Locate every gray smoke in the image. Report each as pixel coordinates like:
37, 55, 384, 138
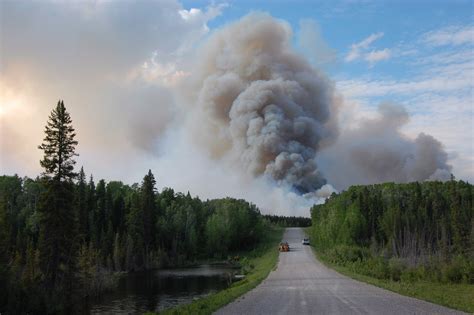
180, 13, 451, 195
183, 13, 339, 193
317, 102, 452, 190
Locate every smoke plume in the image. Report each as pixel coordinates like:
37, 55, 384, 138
178, 13, 451, 197
317, 102, 452, 190
182, 13, 339, 193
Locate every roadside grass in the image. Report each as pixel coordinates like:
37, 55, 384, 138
304, 228, 474, 313
148, 226, 284, 315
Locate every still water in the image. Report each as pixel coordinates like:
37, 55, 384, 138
88, 264, 237, 314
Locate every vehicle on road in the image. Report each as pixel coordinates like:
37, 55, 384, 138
302, 238, 310, 245
279, 242, 290, 252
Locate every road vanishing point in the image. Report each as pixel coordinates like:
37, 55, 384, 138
216, 227, 464, 315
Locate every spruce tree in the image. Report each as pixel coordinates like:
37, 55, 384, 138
86, 175, 96, 244
0, 196, 9, 311
76, 167, 87, 241
37, 100, 79, 310
126, 191, 144, 270
95, 179, 106, 246
38, 100, 78, 181
142, 170, 156, 264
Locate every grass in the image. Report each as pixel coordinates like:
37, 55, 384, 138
304, 228, 474, 313
317, 253, 474, 313
148, 226, 284, 315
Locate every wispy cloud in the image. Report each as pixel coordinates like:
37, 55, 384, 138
345, 32, 383, 61
422, 25, 474, 46
345, 32, 390, 66
365, 48, 391, 66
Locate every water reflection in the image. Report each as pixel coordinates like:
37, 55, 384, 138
88, 264, 236, 314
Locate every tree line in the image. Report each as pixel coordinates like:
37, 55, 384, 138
262, 215, 311, 227
0, 101, 268, 314
310, 181, 473, 283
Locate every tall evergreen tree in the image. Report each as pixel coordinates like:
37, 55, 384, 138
86, 175, 96, 244
38, 100, 78, 181
126, 191, 144, 270
95, 179, 106, 247
142, 170, 157, 259
76, 167, 87, 241
0, 195, 10, 312
37, 100, 79, 310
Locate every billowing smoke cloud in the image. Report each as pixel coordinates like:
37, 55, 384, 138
182, 13, 339, 193
317, 102, 452, 190
177, 13, 451, 197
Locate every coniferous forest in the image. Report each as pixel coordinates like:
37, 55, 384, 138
310, 182, 473, 283
0, 101, 269, 314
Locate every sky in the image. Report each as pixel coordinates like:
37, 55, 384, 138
1, 0, 473, 213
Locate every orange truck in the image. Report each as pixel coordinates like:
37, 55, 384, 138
279, 242, 290, 252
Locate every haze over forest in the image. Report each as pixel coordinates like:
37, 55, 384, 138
1, 0, 472, 216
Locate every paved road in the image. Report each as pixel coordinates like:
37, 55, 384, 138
216, 227, 463, 315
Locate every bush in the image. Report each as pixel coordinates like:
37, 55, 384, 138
388, 258, 406, 281
327, 245, 370, 265
366, 256, 390, 279
442, 255, 472, 284
400, 266, 425, 282
443, 264, 462, 283
466, 260, 474, 284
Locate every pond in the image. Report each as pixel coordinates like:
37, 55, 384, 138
86, 264, 238, 314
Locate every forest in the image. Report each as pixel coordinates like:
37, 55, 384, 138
0, 101, 275, 314
0, 173, 270, 313
309, 181, 473, 284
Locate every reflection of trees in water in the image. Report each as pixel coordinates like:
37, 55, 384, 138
89, 267, 231, 313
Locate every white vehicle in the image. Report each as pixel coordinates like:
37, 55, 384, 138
302, 238, 310, 245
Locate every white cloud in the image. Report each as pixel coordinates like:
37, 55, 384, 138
422, 25, 474, 46
345, 32, 384, 62
365, 48, 391, 65
345, 32, 390, 66
179, 3, 226, 22
179, 8, 202, 20
338, 49, 473, 98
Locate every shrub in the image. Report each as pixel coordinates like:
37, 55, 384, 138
442, 255, 472, 284
327, 245, 370, 265
367, 256, 390, 279
401, 266, 425, 282
443, 264, 463, 283
388, 258, 406, 281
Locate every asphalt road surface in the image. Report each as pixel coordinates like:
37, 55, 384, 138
216, 227, 464, 315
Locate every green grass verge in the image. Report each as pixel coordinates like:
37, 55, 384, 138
317, 253, 474, 313
303, 228, 474, 313
148, 226, 284, 315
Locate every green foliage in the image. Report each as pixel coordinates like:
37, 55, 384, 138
142, 170, 157, 254
205, 198, 262, 256
38, 100, 78, 182
309, 181, 474, 312
76, 167, 88, 241
310, 181, 473, 283
1, 170, 270, 313
36, 101, 80, 313
1, 101, 272, 313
